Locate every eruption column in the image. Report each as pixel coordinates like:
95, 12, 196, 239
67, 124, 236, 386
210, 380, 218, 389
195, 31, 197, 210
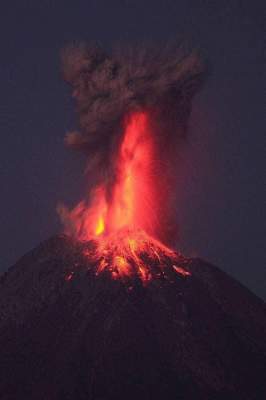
59, 43, 206, 282
60, 110, 192, 283
66, 111, 157, 241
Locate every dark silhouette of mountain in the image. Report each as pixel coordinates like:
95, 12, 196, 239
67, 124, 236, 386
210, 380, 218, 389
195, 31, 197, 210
0, 234, 265, 400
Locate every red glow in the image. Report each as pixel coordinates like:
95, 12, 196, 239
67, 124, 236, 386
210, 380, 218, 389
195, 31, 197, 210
84, 229, 190, 283
173, 265, 191, 277
107, 111, 156, 235
65, 272, 74, 281
64, 111, 191, 282
68, 111, 157, 240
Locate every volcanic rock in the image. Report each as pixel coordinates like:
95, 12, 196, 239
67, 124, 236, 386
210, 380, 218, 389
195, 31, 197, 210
0, 234, 265, 400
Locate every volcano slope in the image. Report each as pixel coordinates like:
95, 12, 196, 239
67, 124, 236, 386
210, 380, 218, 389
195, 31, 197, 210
0, 234, 265, 400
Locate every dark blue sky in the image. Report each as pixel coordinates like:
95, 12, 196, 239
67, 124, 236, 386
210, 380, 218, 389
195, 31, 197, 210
0, 1, 265, 299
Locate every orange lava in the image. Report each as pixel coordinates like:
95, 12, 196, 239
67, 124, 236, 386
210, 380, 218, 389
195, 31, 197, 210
80, 229, 190, 283
64, 111, 191, 282
67, 111, 157, 240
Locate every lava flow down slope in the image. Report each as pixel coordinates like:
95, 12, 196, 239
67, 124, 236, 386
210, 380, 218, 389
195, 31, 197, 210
1, 43, 266, 399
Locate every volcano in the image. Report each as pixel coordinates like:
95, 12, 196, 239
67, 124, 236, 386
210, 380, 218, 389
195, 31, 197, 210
2, 44, 265, 399
0, 234, 265, 400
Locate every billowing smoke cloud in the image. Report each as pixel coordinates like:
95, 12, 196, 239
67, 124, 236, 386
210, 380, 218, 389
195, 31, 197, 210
59, 42, 206, 243
62, 42, 205, 168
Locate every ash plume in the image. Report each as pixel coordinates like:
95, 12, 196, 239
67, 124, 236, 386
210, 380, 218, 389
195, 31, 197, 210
59, 41, 206, 243
62, 42, 205, 171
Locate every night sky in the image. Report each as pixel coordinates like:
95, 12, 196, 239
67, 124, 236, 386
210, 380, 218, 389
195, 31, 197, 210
1, 1, 265, 300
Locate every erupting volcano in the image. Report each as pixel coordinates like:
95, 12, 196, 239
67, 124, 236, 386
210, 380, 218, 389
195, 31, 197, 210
60, 110, 190, 283
58, 42, 207, 265
1, 43, 265, 400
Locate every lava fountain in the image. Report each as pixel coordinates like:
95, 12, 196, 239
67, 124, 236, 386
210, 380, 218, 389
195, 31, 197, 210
60, 111, 190, 283
58, 43, 206, 283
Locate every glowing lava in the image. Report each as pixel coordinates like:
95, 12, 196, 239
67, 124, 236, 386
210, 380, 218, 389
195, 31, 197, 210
85, 229, 186, 283
63, 111, 190, 282
66, 111, 157, 240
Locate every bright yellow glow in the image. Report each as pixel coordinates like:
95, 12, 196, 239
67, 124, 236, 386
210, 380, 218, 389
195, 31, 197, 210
95, 217, 105, 236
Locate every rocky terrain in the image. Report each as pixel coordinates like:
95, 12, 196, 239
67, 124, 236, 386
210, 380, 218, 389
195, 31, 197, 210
0, 234, 265, 399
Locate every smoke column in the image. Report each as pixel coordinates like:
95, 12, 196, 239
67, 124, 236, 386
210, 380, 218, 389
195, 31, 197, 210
58, 42, 206, 246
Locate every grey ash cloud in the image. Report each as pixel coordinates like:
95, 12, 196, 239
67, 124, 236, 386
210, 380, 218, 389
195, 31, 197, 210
61, 42, 206, 176
59, 42, 206, 243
